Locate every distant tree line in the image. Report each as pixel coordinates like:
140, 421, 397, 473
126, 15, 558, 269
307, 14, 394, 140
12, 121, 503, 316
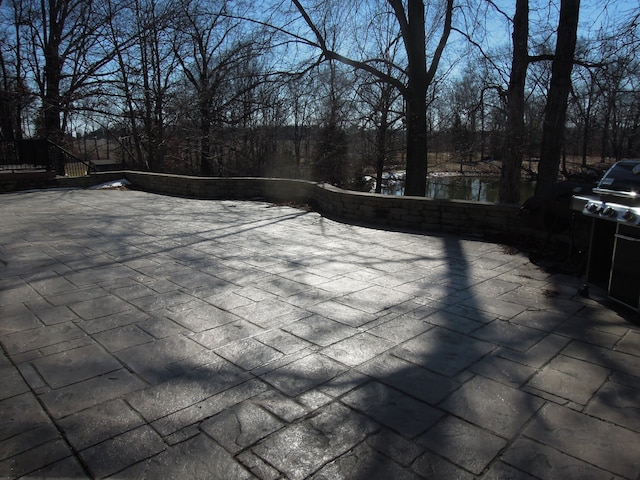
0, 0, 638, 202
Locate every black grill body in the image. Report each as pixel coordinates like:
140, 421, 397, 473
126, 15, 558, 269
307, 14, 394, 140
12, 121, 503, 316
571, 160, 640, 311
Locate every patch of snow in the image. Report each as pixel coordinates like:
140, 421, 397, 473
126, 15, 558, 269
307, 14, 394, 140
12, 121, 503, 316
89, 178, 132, 190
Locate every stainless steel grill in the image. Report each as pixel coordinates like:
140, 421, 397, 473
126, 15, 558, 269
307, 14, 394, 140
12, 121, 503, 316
571, 160, 640, 311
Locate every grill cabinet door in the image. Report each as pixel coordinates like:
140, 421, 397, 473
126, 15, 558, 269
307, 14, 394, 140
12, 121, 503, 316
609, 225, 640, 311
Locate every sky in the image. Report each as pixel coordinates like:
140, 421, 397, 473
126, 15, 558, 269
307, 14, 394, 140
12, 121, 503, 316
489, 0, 639, 40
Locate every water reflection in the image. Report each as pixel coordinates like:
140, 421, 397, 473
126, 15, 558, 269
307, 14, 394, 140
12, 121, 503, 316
380, 176, 536, 203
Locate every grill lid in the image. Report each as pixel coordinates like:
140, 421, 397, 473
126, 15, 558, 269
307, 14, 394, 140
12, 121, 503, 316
593, 160, 640, 198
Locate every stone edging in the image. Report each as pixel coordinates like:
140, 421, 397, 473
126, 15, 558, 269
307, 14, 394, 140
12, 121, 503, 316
2, 169, 577, 245
54, 171, 544, 243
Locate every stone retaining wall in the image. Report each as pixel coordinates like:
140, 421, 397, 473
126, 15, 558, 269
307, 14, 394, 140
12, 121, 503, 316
7, 170, 560, 244
122, 171, 538, 242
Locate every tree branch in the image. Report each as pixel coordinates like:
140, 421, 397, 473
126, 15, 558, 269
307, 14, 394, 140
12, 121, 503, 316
290, 0, 407, 94
426, 0, 454, 85
528, 54, 554, 62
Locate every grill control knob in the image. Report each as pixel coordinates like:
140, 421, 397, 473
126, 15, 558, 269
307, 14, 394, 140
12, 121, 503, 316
586, 203, 598, 213
602, 207, 617, 218
623, 209, 636, 221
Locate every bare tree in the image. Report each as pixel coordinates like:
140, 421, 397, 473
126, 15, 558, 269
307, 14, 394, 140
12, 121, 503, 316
106, 0, 179, 171
15, 0, 116, 146
230, 60, 286, 176
498, 0, 529, 204
104, 0, 145, 168
535, 0, 580, 196
314, 59, 351, 185
593, 28, 640, 162
289, 0, 454, 196
172, 0, 241, 175
135, 0, 178, 171
353, 10, 404, 193
0, 48, 15, 140
568, 50, 600, 169
357, 69, 403, 193
444, 64, 486, 171
285, 73, 313, 178
0, 0, 32, 140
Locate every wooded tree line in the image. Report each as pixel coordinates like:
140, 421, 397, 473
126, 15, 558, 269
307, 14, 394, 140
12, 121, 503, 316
0, 0, 638, 202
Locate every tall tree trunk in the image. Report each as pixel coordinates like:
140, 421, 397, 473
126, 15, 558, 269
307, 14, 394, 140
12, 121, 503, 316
42, 0, 63, 141
0, 52, 15, 140
405, 92, 428, 196
600, 103, 611, 162
291, 0, 452, 196
581, 112, 590, 168
374, 109, 389, 194
200, 100, 212, 176
499, 0, 528, 204
403, 0, 428, 196
535, 0, 580, 196
293, 121, 302, 178
42, 0, 66, 175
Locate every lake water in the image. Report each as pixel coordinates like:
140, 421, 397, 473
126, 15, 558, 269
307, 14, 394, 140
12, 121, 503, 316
380, 175, 536, 203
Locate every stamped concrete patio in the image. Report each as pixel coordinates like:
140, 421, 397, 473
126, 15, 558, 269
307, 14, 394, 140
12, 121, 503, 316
1, 187, 639, 479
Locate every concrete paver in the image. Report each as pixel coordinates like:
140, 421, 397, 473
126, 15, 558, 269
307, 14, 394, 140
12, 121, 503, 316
523, 403, 640, 478
418, 416, 507, 475
1, 188, 640, 479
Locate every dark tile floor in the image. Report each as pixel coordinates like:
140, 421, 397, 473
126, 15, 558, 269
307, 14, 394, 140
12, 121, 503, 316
1, 188, 639, 479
